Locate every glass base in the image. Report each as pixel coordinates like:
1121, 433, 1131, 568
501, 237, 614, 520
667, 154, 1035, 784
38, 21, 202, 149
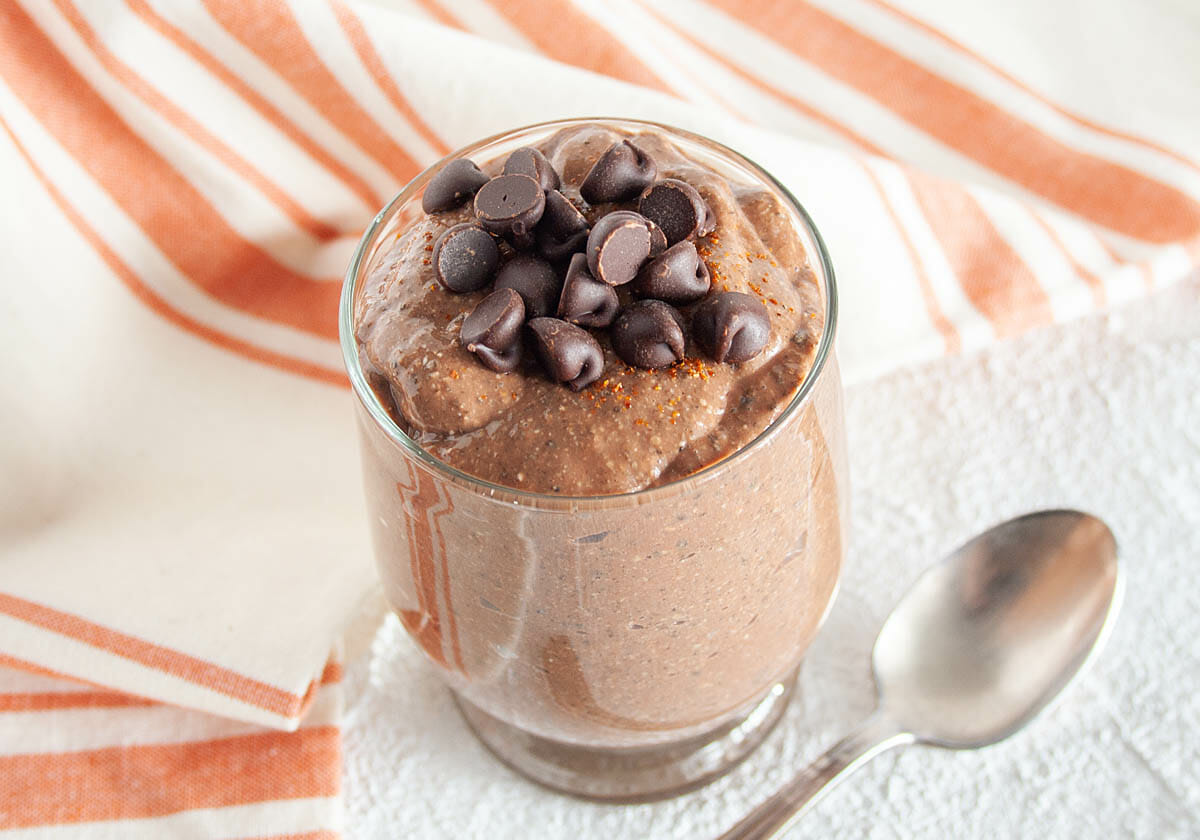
452, 670, 799, 803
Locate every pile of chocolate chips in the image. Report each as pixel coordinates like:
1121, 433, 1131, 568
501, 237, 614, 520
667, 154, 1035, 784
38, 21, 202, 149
422, 139, 771, 391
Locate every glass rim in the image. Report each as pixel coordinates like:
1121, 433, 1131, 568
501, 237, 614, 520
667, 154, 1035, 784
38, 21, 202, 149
339, 116, 838, 504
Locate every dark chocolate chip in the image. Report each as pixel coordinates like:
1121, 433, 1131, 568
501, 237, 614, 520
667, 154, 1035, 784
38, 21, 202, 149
579, 140, 657, 203
692, 291, 771, 364
502, 146, 560, 191
471, 341, 522, 374
536, 190, 590, 262
557, 253, 619, 328
611, 300, 686, 370
494, 254, 561, 319
633, 240, 711, 304
432, 223, 500, 293
422, 158, 489, 214
638, 178, 714, 244
538, 227, 590, 263
474, 174, 546, 248
528, 317, 605, 390
538, 189, 589, 238
646, 217, 668, 257
460, 288, 524, 372
586, 210, 652, 286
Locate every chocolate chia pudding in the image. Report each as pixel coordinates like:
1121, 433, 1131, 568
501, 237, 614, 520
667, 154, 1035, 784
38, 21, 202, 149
343, 119, 847, 799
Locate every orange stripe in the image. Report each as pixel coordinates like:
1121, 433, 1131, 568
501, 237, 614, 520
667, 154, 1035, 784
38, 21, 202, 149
0, 653, 85, 684
0, 727, 340, 829
705, 0, 1200, 244
409, 0, 462, 30
126, 0, 383, 210
0, 4, 342, 340
286, 659, 341, 723
907, 172, 1053, 337
637, 2, 885, 155
329, 0, 449, 158
0, 592, 308, 717
864, 0, 1200, 178
1029, 213, 1107, 307
319, 661, 343, 685
0, 115, 346, 387
479, 0, 676, 94
52, 0, 342, 242
0, 690, 156, 712
203, 0, 423, 182
860, 164, 962, 353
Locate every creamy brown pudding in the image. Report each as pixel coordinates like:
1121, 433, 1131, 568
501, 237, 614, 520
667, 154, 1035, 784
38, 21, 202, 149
354, 124, 824, 495
345, 120, 846, 798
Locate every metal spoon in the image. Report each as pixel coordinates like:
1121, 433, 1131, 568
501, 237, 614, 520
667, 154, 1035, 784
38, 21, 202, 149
719, 509, 1121, 840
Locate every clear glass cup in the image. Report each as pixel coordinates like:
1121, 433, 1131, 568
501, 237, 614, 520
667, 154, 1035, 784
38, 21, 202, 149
340, 118, 847, 801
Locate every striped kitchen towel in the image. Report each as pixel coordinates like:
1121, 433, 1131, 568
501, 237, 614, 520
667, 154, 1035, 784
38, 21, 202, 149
0, 661, 343, 837
1, 0, 1196, 835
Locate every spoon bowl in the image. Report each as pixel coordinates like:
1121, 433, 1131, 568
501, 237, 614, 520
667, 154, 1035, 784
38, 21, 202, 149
874, 509, 1121, 748
719, 509, 1121, 840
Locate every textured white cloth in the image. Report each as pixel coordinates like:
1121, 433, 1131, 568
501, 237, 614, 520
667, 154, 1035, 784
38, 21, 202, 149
342, 277, 1200, 838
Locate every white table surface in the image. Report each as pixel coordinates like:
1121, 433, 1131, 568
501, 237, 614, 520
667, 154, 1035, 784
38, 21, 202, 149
341, 275, 1200, 839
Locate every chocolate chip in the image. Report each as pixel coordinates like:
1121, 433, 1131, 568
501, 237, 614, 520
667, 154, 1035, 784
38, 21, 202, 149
638, 178, 714, 244
461, 288, 524, 372
503, 146, 560, 191
633, 240, 711, 304
536, 190, 590, 262
646, 217, 668, 257
538, 190, 589, 238
470, 340, 521, 374
494, 254, 561, 319
422, 158, 489, 213
580, 140, 657, 203
692, 292, 771, 363
539, 228, 590, 263
474, 174, 546, 248
432, 223, 500, 293
528, 317, 604, 390
586, 210, 652, 286
557, 253, 619, 328
611, 300, 686, 370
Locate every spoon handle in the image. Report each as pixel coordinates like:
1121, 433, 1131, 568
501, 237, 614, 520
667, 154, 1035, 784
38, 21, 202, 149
716, 712, 914, 840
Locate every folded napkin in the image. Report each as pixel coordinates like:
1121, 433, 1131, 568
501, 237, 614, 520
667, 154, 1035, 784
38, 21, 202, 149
1, 0, 1196, 835
0, 662, 342, 838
